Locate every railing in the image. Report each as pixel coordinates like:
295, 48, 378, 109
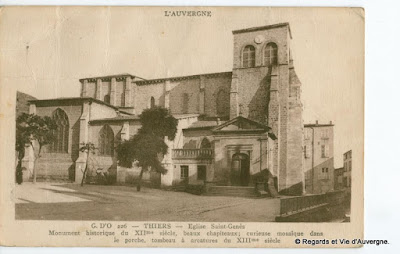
280, 194, 328, 216
172, 149, 213, 160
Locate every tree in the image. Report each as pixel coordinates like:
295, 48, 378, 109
116, 106, 178, 191
79, 142, 97, 187
16, 113, 57, 184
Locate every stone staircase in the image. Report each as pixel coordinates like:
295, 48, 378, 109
31, 153, 75, 182
204, 186, 269, 198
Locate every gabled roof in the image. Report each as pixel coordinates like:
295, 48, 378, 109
212, 116, 273, 136
186, 120, 225, 130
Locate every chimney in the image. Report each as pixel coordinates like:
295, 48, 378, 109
315, 120, 318, 125
329, 121, 332, 125
217, 118, 221, 125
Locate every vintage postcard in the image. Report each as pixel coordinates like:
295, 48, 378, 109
0, 6, 364, 247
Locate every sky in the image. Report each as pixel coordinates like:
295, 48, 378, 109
0, 7, 364, 167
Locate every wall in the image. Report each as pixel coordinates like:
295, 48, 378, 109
173, 116, 201, 149
87, 121, 124, 177
85, 81, 96, 98
89, 101, 119, 120
285, 66, 304, 194
304, 126, 335, 194
102, 81, 111, 99
16, 91, 36, 116
115, 80, 125, 107
235, 66, 271, 123
134, 82, 165, 114
132, 73, 231, 118
343, 150, 352, 188
203, 74, 232, 117
169, 78, 201, 114
30, 100, 83, 181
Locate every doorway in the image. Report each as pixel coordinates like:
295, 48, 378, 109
231, 153, 250, 186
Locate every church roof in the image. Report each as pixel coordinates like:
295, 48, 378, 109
211, 116, 276, 139
185, 116, 276, 138
90, 113, 199, 124
172, 114, 200, 119
90, 115, 141, 123
135, 71, 232, 85
28, 97, 133, 115
79, 73, 146, 82
232, 22, 292, 38
212, 116, 270, 132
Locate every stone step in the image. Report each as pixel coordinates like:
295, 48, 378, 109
205, 186, 262, 198
29, 175, 72, 182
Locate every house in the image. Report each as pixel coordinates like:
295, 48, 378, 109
343, 150, 352, 188
303, 121, 335, 194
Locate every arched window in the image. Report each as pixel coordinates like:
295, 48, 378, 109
200, 138, 211, 149
99, 125, 114, 156
120, 93, 125, 107
182, 93, 189, 113
264, 42, 278, 66
104, 94, 110, 104
150, 96, 155, 108
50, 108, 69, 153
242, 45, 255, 68
216, 89, 229, 116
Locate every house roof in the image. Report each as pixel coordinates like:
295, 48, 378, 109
304, 123, 334, 128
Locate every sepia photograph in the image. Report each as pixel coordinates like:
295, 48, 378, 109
0, 6, 364, 247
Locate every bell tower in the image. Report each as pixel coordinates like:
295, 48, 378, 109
229, 23, 304, 195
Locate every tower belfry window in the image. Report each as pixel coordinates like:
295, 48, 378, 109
264, 43, 278, 66
242, 45, 255, 68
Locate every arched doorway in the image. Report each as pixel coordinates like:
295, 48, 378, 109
231, 153, 250, 186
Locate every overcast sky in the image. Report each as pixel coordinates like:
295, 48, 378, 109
0, 7, 364, 167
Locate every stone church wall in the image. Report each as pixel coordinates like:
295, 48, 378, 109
30, 101, 83, 181
203, 74, 231, 118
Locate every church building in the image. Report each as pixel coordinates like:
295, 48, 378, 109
22, 23, 307, 195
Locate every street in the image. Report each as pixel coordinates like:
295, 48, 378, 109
15, 183, 280, 222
